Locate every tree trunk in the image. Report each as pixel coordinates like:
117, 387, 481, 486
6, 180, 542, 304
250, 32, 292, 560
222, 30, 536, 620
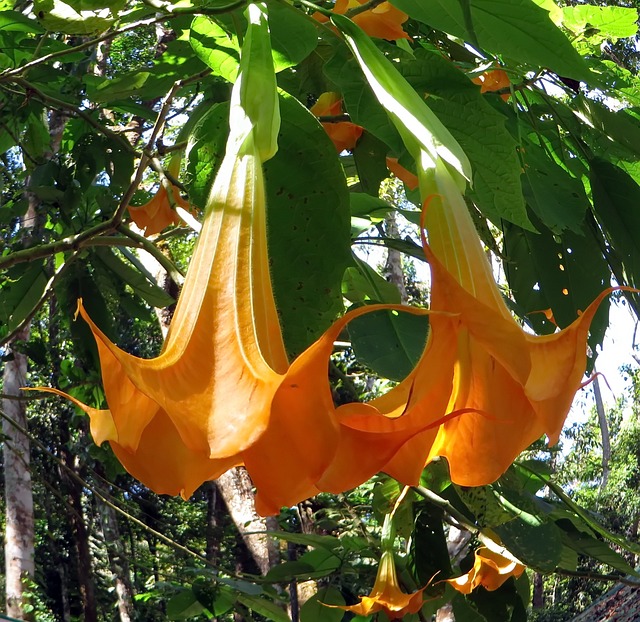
593, 372, 611, 494
59, 452, 97, 622
533, 572, 544, 609
383, 211, 408, 303
215, 468, 280, 575
98, 498, 135, 622
2, 326, 35, 621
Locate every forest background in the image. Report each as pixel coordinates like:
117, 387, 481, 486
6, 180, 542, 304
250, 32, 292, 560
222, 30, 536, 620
4, 0, 640, 620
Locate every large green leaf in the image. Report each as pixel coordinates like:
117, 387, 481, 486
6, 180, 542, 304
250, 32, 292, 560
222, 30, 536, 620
391, 0, 593, 83
347, 306, 429, 381
342, 254, 401, 304
557, 519, 637, 576
495, 518, 563, 572
561, 5, 638, 42
300, 587, 345, 622
186, 93, 351, 355
194, 3, 317, 78
0, 9, 45, 32
519, 462, 640, 557
166, 589, 207, 620
190, 16, 240, 82
236, 594, 290, 622
590, 158, 640, 293
452, 595, 488, 622
578, 97, 640, 162
397, 47, 528, 228
264, 94, 351, 354
0, 261, 48, 335
503, 213, 610, 361
33, 0, 115, 33
409, 506, 452, 584
521, 140, 588, 234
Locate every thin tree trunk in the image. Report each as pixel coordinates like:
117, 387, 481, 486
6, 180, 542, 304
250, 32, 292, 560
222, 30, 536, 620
98, 499, 135, 621
205, 481, 224, 564
58, 565, 72, 622
59, 450, 97, 622
215, 468, 280, 575
533, 572, 544, 609
2, 326, 35, 621
593, 372, 611, 494
383, 211, 408, 303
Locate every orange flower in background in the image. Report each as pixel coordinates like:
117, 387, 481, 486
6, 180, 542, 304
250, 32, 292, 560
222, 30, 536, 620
447, 547, 525, 594
472, 69, 511, 101
330, 550, 426, 619
128, 157, 191, 236
314, 0, 410, 41
310, 92, 363, 153
386, 156, 418, 190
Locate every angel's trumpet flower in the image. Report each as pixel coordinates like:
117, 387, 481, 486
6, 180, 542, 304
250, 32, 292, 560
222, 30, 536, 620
333, 14, 614, 486
447, 547, 525, 594
313, 0, 410, 41
128, 155, 191, 236
334, 550, 426, 619
310, 92, 363, 153
33, 4, 338, 513
327, 504, 429, 618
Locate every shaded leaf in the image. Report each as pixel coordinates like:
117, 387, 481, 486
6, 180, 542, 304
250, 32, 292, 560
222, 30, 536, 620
348, 306, 429, 381
503, 212, 610, 365
300, 586, 345, 622
92, 247, 174, 309
495, 518, 563, 572
391, 0, 593, 83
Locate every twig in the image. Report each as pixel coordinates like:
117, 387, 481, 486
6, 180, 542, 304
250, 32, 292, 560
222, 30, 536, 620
345, 0, 385, 18
555, 568, 640, 588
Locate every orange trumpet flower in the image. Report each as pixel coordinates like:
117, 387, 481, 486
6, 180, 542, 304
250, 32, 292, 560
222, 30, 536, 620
472, 69, 511, 101
330, 550, 426, 619
389, 161, 613, 486
332, 15, 613, 487
310, 92, 363, 153
314, 0, 410, 41
128, 157, 191, 236
33, 4, 340, 514
447, 547, 525, 594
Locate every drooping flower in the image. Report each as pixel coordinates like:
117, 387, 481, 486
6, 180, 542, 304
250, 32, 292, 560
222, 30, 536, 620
314, 0, 410, 41
472, 69, 511, 101
412, 161, 613, 486
386, 156, 419, 190
447, 547, 525, 594
33, 4, 340, 514
335, 550, 425, 619
327, 508, 429, 619
128, 156, 191, 236
333, 14, 614, 487
310, 92, 363, 153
